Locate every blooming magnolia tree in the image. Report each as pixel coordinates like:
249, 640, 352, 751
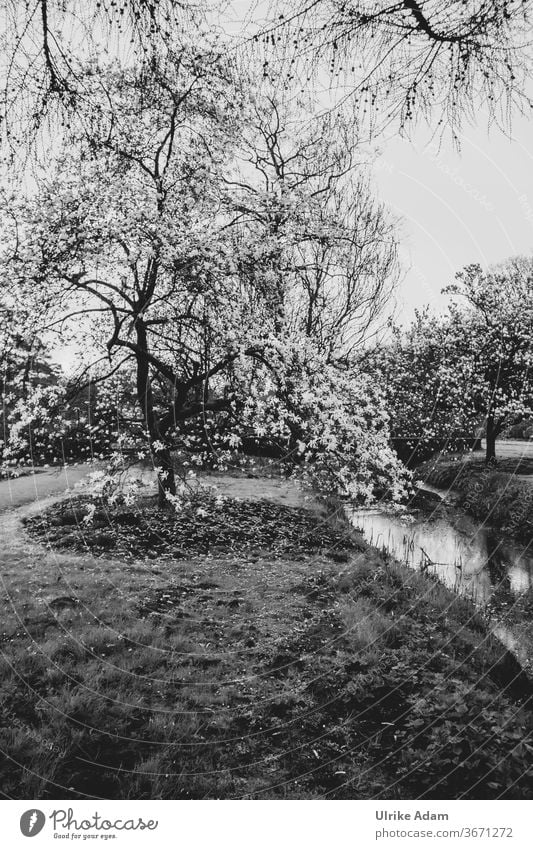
0, 45, 408, 506
373, 312, 480, 464
376, 257, 533, 465
229, 337, 409, 502
445, 258, 533, 462
1, 49, 266, 503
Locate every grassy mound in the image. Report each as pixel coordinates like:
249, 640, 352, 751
24, 493, 358, 560
419, 457, 533, 541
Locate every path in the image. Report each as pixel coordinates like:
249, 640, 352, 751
444, 439, 533, 485
0, 465, 95, 512
490, 438, 533, 461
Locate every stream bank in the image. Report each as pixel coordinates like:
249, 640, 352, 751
350, 486, 533, 671
418, 454, 533, 543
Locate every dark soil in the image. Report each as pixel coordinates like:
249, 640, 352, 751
24, 493, 359, 561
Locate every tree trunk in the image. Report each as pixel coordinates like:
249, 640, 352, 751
134, 322, 176, 509
157, 446, 176, 509
485, 415, 497, 463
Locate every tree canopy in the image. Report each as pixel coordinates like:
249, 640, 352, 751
2, 1, 532, 154
446, 257, 533, 460
262, 0, 533, 137
0, 43, 407, 504
379, 256, 533, 464
3, 2, 529, 504
373, 310, 479, 463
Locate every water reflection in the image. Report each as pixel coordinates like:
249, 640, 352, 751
350, 506, 533, 666
350, 508, 533, 608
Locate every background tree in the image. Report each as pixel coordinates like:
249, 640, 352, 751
228, 96, 399, 358
0, 299, 64, 470
373, 311, 479, 464
445, 257, 533, 462
287, 176, 398, 359
377, 256, 533, 465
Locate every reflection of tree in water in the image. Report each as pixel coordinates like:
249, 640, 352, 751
450, 525, 532, 608
355, 508, 533, 670
484, 531, 512, 594
481, 532, 533, 623
355, 507, 533, 612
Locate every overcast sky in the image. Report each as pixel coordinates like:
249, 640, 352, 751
371, 112, 533, 323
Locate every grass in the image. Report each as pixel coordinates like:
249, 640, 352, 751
1, 485, 532, 799
418, 455, 533, 541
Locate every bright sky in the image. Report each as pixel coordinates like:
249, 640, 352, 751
371, 113, 533, 322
